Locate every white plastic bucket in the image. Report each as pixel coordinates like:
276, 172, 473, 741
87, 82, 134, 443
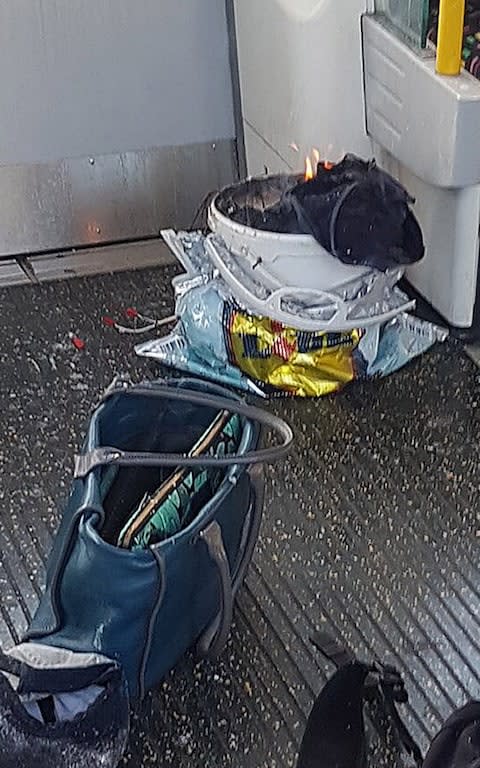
208, 185, 370, 293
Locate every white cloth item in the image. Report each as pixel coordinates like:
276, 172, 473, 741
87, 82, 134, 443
7, 642, 111, 671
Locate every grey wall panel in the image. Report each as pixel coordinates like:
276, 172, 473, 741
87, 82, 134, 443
0, 1, 237, 255
0, 140, 237, 257
0, 0, 235, 165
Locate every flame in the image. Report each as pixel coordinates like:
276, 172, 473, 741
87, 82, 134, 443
304, 156, 314, 181
304, 147, 336, 179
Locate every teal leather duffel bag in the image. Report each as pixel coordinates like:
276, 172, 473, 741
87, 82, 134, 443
0, 377, 292, 768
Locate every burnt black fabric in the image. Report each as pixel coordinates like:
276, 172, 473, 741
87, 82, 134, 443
287, 154, 425, 272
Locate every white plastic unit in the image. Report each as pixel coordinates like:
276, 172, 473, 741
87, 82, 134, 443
233, 0, 480, 328
363, 15, 480, 328
363, 16, 480, 188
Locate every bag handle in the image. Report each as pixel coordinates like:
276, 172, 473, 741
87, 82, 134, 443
74, 384, 293, 478
196, 521, 233, 660
328, 182, 359, 258
230, 465, 264, 597
196, 465, 264, 660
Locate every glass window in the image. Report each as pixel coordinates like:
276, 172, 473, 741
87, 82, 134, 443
374, 0, 432, 48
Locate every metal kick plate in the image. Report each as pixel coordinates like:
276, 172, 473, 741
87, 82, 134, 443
0, 139, 238, 257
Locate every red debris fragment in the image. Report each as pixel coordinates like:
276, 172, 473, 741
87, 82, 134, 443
69, 333, 86, 351
125, 307, 138, 319
102, 315, 115, 327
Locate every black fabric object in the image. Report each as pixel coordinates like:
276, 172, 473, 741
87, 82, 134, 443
0, 665, 129, 768
297, 634, 480, 768
287, 154, 425, 272
297, 661, 370, 768
423, 702, 480, 768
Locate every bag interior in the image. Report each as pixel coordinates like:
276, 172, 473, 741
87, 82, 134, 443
95, 395, 243, 548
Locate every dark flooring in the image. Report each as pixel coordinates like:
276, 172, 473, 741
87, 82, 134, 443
0, 265, 479, 767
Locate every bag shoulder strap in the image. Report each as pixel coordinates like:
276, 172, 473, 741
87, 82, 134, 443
74, 383, 293, 478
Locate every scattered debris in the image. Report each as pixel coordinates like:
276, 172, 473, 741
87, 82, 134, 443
27, 358, 41, 374
102, 307, 176, 336
69, 333, 86, 351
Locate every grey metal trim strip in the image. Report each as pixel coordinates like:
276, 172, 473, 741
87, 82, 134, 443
0, 240, 175, 287
0, 139, 238, 258
225, 0, 247, 180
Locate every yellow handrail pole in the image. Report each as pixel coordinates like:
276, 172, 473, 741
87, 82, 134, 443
436, 0, 466, 75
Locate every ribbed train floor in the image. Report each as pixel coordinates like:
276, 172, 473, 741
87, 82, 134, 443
0, 264, 478, 767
